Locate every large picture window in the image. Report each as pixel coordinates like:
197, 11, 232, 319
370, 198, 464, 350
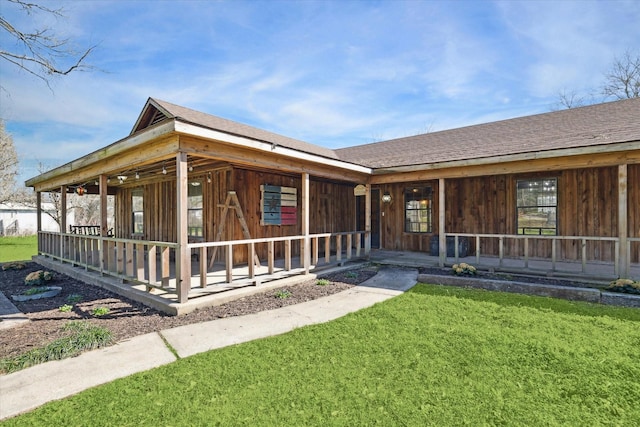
405, 186, 432, 233
132, 189, 144, 235
188, 181, 203, 237
516, 178, 557, 235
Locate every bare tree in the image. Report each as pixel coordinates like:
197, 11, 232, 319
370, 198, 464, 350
0, 120, 19, 204
601, 50, 640, 100
553, 89, 589, 110
0, 0, 96, 89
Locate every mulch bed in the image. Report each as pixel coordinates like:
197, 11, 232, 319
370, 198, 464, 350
0, 262, 376, 362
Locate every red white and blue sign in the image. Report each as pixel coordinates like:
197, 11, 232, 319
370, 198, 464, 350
261, 185, 298, 226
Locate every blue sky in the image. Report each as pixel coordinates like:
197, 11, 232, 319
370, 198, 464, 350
1, 0, 639, 183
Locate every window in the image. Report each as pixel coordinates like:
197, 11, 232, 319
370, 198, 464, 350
516, 178, 557, 235
132, 189, 144, 235
188, 181, 203, 237
404, 186, 433, 233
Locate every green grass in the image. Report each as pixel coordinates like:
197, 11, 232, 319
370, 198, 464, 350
0, 322, 113, 374
0, 235, 38, 262
5, 285, 640, 426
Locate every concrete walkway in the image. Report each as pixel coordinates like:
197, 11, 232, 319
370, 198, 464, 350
0, 266, 418, 421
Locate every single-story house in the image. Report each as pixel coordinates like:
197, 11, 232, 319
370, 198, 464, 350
25, 97, 639, 308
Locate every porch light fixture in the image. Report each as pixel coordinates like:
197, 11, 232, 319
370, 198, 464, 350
135, 170, 140, 180
382, 192, 392, 203
207, 172, 212, 183
76, 186, 85, 196
117, 175, 128, 184
189, 162, 193, 172
162, 163, 167, 175
190, 181, 201, 187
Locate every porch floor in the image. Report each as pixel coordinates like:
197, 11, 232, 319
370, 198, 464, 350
369, 249, 640, 282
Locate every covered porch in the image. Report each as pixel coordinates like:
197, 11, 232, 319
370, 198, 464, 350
35, 229, 371, 312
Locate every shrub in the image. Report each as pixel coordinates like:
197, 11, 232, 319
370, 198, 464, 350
2, 261, 26, 270
24, 270, 54, 286
606, 278, 640, 295
274, 289, 292, 299
452, 263, 477, 276
59, 304, 73, 312
92, 307, 110, 317
66, 293, 83, 304
24, 286, 50, 296
316, 278, 331, 286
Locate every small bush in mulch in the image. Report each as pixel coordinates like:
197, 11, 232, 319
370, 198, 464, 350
2, 261, 26, 271
24, 270, 54, 286
452, 262, 477, 276
606, 279, 640, 295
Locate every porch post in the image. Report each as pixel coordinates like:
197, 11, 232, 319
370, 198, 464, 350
438, 178, 446, 267
618, 164, 629, 278
36, 192, 42, 233
99, 175, 109, 274
36, 191, 42, 255
60, 185, 67, 259
365, 183, 371, 255
99, 175, 108, 237
302, 172, 310, 273
176, 152, 191, 302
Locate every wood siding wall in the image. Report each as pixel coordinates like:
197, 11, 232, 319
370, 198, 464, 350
114, 166, 358, 264
376, 164, 639, 262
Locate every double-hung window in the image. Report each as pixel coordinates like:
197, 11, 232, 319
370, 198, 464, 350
188, 181, 203, 238
516, 178, 557, 235
132, 189, 144, 235
404, 187, 433, 233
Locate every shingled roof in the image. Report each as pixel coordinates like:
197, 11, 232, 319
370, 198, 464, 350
335, 97, 640, 169
137, 98, 340, 161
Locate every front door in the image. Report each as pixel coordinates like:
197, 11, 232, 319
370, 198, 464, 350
356, 189, 381, 249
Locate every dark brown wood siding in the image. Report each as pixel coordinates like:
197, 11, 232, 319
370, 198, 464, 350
376, 165, 638, 262
115, 166, 358, 264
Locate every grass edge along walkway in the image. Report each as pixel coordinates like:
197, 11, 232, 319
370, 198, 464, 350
4, 284, 640, 426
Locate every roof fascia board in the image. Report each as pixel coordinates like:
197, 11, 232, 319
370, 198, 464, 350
372, 140, 640, 175
26, 121, 176, 188
174, 120, 372, 175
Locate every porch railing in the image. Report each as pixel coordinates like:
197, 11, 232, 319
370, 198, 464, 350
37, 230, 370, 302
444, 233, 639, 279
188, 231, 370, 288
38, 231, 178, 290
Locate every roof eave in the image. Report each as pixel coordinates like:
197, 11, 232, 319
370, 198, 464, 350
25, 121, 177, 188
174, 120, 372, 175
372, 140, 640, 175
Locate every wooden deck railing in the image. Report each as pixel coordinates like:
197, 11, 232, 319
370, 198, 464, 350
38, 230, 370, 302
188, 231, 370, 288
38, 231, 178, 291
444, 233, 639, 278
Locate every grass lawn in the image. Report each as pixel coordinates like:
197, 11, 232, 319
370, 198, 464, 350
0, 235, 38, 262
5, 284, 640, 426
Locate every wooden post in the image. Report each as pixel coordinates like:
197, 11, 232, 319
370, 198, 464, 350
365, 184, 371, 255
99, 175, 108, 274
438, 178, 446, 267
302, 172, 310, 273
176, 152, 191, 302
36, 192, 42, 256
60, 185, 67, 260
618, 164, 629, 278
99, 175, 108, 236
